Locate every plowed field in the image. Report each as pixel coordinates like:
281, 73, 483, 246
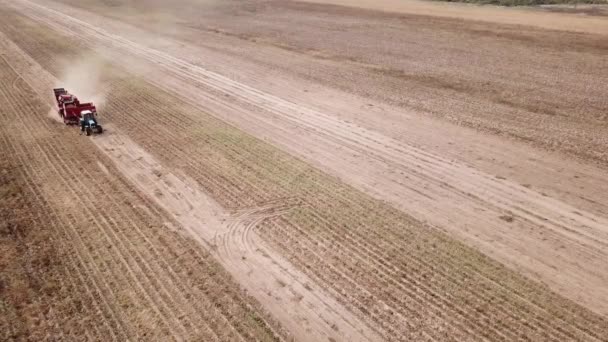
1, 0, 607, 341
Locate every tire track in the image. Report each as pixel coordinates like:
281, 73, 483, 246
218, 197, 304, 262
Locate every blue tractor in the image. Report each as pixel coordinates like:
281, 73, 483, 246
79, 110, 103, 136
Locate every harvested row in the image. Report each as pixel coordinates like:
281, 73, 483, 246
0, 127, 71, 341
2, 3, 608, 341
0, 49, 282, 341
0, 58, 128, 341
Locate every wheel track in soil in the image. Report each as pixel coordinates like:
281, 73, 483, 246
3, 4, 608, 340
219, 197, 304, 258
0, 46, 281, 342
87, 144, 253, 341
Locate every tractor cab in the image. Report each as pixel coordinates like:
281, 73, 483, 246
81, 110, 95, 121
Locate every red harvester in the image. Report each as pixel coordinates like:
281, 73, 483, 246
53, 88, 97, 125
53, 88, 103, 135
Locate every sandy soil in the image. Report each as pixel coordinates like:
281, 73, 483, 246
301, 0, 608, 35
1, 0, 608, 340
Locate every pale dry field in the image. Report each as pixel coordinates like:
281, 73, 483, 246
1, 0, 607, 341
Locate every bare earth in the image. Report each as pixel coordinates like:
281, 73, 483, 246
302, 0, 608, 34
1, 0, 607, 341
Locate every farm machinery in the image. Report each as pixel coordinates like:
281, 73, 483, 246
79, 110, 103, 136
53, 88, 103, 135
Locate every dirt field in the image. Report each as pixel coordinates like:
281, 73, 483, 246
1, 0, 607, 341
0, 55, 282, 342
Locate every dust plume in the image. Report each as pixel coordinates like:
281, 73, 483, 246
55, 54, 109, 111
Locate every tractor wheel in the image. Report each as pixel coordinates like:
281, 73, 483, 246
85, 127, 92, 136
97, 125, 103, 134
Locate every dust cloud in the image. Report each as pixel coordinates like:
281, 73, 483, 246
55, 54, 108, 111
